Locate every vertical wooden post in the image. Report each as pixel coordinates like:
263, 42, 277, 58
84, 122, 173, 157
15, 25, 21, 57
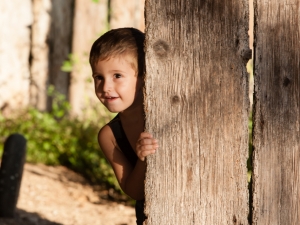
252, 0, 300, 224
144, 0, 250, 224
0, 134, 27, 217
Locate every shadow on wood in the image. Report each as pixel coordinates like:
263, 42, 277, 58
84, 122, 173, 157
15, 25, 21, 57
0, 134, 27, 218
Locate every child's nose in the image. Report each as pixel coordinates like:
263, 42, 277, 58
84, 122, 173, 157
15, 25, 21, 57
102, 80, 112, 92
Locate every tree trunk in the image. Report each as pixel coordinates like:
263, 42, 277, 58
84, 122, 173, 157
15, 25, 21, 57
30, 0, 74, 111
47, 0, 74, 110
0, 0, 32, 115
30, 0, 52, 111
69, 0, 108, 117
144, 0, 250, 224
110, 0, 145, 31
252, 0, 300, 224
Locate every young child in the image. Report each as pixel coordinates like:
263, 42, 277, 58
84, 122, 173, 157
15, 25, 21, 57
89, 28, 158, 224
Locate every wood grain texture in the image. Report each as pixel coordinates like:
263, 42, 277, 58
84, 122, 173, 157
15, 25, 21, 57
144, 0, 250, 224
252, 0, 300, 224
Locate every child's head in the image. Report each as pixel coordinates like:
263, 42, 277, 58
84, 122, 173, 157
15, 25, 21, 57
89, 28, 145, 77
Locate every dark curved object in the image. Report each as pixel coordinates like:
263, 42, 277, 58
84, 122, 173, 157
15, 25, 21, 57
0, 133, 27, 218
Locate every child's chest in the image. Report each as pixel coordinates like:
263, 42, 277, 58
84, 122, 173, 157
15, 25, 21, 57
122, 123, 143, 151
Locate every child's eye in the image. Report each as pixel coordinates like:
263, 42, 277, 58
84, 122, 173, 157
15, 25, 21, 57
114, 73, 122, 78
94, 75, 103, 80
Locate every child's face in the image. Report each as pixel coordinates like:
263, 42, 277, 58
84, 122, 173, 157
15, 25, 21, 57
92, 54, 143, 113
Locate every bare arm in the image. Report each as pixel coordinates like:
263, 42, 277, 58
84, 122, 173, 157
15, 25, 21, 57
98, 126, 158, 200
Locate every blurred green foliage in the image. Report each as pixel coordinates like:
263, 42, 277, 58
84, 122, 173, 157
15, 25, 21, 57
0, 86, 119, 191
61, 54, 79, 73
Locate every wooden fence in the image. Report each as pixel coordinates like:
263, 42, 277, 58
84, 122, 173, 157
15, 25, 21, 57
144, 0, 299, 224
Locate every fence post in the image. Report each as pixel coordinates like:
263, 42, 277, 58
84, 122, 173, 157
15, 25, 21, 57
144, 1, 251, 224
252, 0, 300, 224
0, 134, 27, 218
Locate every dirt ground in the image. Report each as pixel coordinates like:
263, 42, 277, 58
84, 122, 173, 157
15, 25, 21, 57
0, 164, 136, 225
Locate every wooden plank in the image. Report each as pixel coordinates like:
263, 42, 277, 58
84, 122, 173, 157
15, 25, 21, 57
252, 0, 300, 224
144, 0, 250, 224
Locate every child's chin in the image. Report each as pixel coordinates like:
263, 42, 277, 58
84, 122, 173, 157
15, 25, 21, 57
103, 104, 119, 113
107, 108, 121, 113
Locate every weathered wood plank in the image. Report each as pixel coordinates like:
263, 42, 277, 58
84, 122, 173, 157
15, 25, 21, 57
144, 0, 250, 224
252, 0, 300, 224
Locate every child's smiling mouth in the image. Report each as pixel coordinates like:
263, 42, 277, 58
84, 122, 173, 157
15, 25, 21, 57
104, 96, 119, 102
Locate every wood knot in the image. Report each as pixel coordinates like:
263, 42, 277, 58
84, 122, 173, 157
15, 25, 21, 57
153, 40, 169, 58
233, 215, 237, 224
171, 95, 180, 105
283, 77, 291, 87
241, 49, 252, 62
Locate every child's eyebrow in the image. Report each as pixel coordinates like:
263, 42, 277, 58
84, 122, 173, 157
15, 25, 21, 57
109, 69, 125, 73
92, 69, 128, 77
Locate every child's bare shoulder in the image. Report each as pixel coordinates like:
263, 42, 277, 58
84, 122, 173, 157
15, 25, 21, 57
98, 115, 119, 141
97, 124, 115, 153
97, 116, 120, 155
98, 124, 112, 140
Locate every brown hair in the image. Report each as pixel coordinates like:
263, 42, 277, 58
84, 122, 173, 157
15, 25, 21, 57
89, 28, 145, 77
